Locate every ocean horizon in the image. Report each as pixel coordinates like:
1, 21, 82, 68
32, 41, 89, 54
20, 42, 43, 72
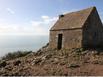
0, 35, 49, 57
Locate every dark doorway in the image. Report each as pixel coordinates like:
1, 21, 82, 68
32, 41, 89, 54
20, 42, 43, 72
57, 34, 63, 49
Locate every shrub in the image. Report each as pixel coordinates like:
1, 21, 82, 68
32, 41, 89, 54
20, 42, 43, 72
0, 60, 7, 68
2, 51, 32, 60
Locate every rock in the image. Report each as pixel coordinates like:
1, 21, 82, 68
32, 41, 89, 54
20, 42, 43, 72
41, 54, 52, 60
68, 63, 80, 68
5, 66, 12, 71
41, 56, 46, 60
13, 60, 21, 66
32, 58, 42, 65
52, 58, 59, 64
92, 60, 99, 64
36, 50, 42, 56
59, 61, 66, 65
45, 54, 52, 59
92, 51, 100, 55
0, 61, 7, 68
81, 50, 88, 55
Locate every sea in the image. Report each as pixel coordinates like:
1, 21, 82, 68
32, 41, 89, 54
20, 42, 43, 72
0, 35, 49, 57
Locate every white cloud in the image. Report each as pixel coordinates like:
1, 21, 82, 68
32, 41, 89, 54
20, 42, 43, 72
0, 16, 58, 35
31, 16, 58, 35
41, 16, 50, 19
6, 8, 15, 14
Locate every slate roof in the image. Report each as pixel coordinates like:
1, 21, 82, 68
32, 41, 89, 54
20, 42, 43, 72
50, 6, 96, 30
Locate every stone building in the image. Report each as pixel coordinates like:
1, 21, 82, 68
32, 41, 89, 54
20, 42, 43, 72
49, 6, 103, 49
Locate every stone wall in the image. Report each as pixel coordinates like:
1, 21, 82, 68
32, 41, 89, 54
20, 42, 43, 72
82, 8, 103, 48
49, 29, 82, 49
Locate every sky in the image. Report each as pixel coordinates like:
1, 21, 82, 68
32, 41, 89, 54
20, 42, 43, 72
0, 0, 103, 35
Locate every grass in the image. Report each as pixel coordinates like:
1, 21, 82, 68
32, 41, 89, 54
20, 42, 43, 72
1, 51, 32, 61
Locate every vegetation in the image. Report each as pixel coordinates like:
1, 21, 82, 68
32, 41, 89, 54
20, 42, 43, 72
1, 51, 32, 60
1, 46, 103, 76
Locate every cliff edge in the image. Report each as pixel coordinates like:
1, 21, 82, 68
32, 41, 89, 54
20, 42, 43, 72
0, 44, 103, 76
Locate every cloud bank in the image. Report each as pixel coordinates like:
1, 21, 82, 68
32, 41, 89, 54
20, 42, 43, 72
0, 16, 58, 35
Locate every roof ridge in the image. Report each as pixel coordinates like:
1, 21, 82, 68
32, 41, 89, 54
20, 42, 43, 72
63, 6, 96, 16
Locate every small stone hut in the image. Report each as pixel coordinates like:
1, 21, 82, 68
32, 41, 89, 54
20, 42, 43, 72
49, 6, 103, 49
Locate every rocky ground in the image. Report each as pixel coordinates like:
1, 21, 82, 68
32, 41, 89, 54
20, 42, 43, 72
1, 45, 103, 76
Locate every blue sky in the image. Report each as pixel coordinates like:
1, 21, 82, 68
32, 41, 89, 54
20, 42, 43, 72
0, 0, 103, 35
